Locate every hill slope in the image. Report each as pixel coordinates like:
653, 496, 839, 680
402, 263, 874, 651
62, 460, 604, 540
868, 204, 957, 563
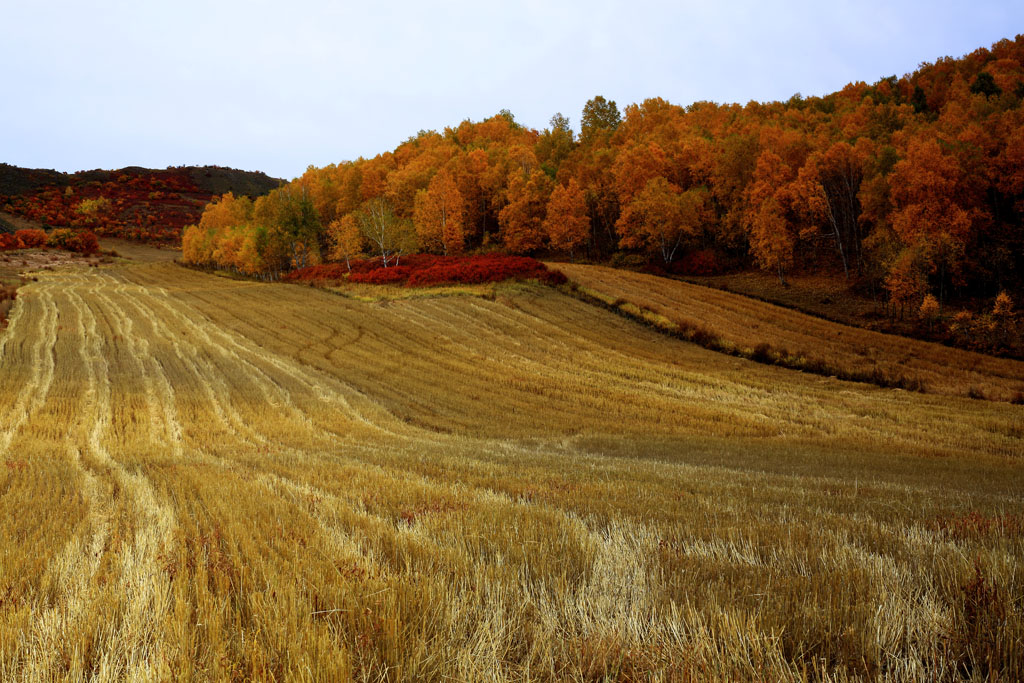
0, 163, 280, 242
555, 263, 1024, 402
0, 257, 1020, 678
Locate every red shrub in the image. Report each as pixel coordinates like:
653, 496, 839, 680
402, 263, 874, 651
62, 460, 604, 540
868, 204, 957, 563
345, 254, 437, 274
283, 263, 351, 282
0, 233, 24, 251
672, 249, 722, 276
14, 229, 47, 248
406, 255, 565, 286
46, 228, 99, 254
285, 254, 567, 287
350, 265, 414, 284
347, 259, 388, 274
1, 170, 206, 246
73, 230, 100, 255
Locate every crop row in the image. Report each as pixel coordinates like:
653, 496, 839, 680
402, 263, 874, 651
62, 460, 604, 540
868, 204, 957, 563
0, 263, 1019, 679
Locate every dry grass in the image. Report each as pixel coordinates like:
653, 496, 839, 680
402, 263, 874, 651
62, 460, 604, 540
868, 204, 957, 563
320, 278, 515, 303
553, 263, 1024, 403
0, 249, 109, 275
0, 260, 1021, 680
99, 238, 180, 264
688, 270, 884, 324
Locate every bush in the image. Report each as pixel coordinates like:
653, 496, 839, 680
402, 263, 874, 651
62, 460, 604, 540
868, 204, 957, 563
75, 197, 112, 216
0, 233, 23, 251
14, 229, 47, 248
74, 230, 100, 254
46, 228, 75, 250
405, 255, 566, 287
610, 252, 647, 268
351, 265, 414, 285
282, 263, 350, 282
287, 254, 567, 288
46, 228, 100, 254
689, 326, 721, 349
751, 342, 775, 364
676, 249, 722, 276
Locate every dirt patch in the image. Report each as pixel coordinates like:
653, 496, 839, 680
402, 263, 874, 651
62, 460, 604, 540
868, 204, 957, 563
0, 249, 109, 277
0, 247, 119, 327
0, 278, 21, 328
0, 211, 43, 232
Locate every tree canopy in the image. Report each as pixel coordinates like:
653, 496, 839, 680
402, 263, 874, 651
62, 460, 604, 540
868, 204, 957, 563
183, 35, 1024, 310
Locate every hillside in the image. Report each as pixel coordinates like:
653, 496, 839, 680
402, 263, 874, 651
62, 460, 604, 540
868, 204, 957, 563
0, 163, 280, 242
184, 34, 1024, 336
555, 263, 1024, 402
0, 252, 1020, 678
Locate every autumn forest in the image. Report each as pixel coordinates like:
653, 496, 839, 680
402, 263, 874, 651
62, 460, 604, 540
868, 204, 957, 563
174, 37, 1024, 313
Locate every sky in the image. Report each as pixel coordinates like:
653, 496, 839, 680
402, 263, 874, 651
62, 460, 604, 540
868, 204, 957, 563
1, 0, 1021, 180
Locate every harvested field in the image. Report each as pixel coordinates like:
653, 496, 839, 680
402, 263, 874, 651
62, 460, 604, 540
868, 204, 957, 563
0, 259, 1021, 680
553, 263, 1024, 403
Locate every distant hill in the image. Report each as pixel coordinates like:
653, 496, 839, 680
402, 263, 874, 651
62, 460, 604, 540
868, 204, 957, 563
185, 166, 282, 198
0, 163, 281, 200
0, 164, 281, 243
0, 165, 68, 197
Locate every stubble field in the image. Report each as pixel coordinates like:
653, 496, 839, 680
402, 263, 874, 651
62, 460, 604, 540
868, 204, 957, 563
0, 254, 1021, 681
554, 263, 1024, 403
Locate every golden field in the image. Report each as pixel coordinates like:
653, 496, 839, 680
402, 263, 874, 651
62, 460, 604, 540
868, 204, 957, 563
553, 263, 1024, 403
0, 252, 1021, 681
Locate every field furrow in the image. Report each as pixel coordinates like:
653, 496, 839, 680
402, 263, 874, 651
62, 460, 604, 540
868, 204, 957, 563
0, 259, 1020, 680
0, 282, 59, 454
17, 284, 117, 678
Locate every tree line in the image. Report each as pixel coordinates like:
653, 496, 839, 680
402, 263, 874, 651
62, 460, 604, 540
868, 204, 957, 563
184, 35, 1024, 310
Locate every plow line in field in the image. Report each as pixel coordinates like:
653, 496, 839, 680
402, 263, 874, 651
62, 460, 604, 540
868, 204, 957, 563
0, 264, 1020, 680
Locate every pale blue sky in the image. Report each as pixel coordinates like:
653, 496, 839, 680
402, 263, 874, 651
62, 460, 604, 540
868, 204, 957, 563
1, 1, 1020, 179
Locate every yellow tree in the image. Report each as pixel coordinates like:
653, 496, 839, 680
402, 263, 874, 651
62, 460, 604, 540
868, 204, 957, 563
327, 214, 365, 270
184, 192, 254, 268
616, 177, 708, 264
413, 169, 465, 255
919, 293, 940, 332
543, 178, 589, 258
235, 229, 266, 276
799, 142, 868, 278
562, 143, 619, 255
181, 225, 212, 265
199, 192, 253, 233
